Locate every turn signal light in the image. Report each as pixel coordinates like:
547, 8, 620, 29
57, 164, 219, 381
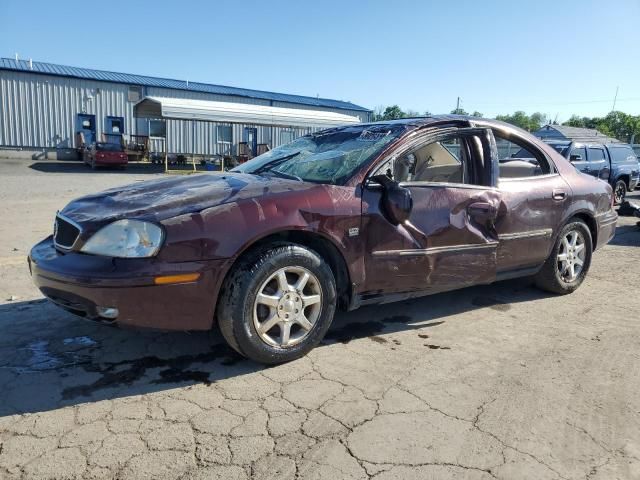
154, 273, 201, 285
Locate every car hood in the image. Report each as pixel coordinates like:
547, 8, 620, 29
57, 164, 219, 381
61, 172, 314, 227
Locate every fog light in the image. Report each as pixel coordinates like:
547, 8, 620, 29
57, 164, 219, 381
97, 306, 119, 319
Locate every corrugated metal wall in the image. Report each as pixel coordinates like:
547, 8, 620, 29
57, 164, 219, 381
0, 70, 370, 155
0, 71, 133, 148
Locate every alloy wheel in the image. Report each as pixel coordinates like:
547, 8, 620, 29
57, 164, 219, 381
556, 230, 586, 283
253, 266, 322, 348
614, 182, 626, 204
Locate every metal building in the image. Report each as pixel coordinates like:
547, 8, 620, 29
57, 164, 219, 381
0, 58, 371, 159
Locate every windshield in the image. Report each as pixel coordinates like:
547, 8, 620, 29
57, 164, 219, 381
232, 124, 407, 185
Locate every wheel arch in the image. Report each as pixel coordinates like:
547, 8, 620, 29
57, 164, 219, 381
615, 174, 630, 188
568, 211, 598, 250
217, 229, 353, 314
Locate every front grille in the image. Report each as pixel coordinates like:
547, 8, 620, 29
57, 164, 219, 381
54, 215, 80, 249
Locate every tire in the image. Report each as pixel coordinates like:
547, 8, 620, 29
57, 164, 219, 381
613, 179, 627, 205
534, 219, 592, 295
216, 243, 337, 364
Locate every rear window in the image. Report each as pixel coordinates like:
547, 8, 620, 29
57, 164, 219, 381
608, 145, 637, 164
96, 143, 122, 152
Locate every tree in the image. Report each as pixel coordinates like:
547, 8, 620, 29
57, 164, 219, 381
372, 105, 405, 121
596, 111, 640, 142
562, 111, 640, 142
530, 113, 548, 131
472, 111, 483, 118
372, 105, 432, 121
564, 115, 599, 129
495, 111, 547, 132
451, 107, 468, 115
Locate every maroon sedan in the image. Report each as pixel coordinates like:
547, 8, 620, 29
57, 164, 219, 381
84, 142, 128, 169
30, 116, 617, 363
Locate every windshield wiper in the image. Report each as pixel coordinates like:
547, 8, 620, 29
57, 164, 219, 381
265, 170, 303, 182
253, 151, 301, 174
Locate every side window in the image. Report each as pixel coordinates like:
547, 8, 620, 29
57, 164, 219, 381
374, 133, 487, 186
410, 138, 464, 184
609, 146, 635, 164
570, 146, 586, 162
494, 132, 552, 179
588, 148, 605, 162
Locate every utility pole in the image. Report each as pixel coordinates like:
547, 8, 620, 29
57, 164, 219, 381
456, 97, 460, 112
611, 86, 619, 112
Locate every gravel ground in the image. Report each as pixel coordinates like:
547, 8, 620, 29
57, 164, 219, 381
1, 159, 639, 480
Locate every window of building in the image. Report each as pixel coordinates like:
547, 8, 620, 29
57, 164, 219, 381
128, 86, 143, 102
106, 116, 124, 134
217, 125, 233, 143
280, 129, 295, 145
111, 119, 122, 133
149, 120, 166, 137
588, 147, 606, 162
494, 132, 553, 179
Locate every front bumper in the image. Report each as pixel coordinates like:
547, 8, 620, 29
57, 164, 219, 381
29, 237, 228, 330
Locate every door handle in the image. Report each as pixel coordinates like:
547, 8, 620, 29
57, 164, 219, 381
552, 189, 567, 201
467, 202, 497, 220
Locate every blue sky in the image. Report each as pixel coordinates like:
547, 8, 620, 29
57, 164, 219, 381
1, 0, 638, 122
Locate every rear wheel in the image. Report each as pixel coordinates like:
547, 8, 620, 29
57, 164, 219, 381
613, 179, 627, 205
534, 219, 592, 294
216, 243, 337, 364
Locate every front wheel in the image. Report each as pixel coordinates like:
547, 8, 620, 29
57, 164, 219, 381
613, 179, 627, 205
534, 220, 592, 295
216, 243, 337, 364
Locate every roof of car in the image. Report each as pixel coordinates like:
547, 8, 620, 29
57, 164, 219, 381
360, 114, 480, 127
358, 115, 529, 134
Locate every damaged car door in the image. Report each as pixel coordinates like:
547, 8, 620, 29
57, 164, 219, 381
361, 128, 500, 302
488, 126, 571, 275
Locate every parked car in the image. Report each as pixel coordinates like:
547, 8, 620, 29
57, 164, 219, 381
517, 140, 639, 204
84, 142, 128, 169
29, 116, 617, 364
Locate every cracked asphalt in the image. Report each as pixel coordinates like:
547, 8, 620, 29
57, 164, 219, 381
1, 160, 639, 480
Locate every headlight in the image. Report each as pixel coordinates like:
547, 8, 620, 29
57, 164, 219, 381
81, 220, 164, 258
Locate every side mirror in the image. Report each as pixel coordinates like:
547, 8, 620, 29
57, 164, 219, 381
570, 154, 582, 162
370, 174, 413, 225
